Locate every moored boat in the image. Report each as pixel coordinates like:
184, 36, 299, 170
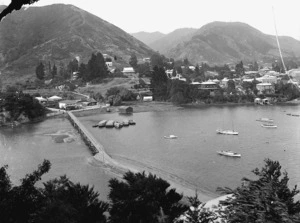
261, 123, 277, 128
114, 121, 122, 129
256, 118, 274, 123
217, 150, 241, 157
123, 120, 129, 126
129, 119, 136, 125
216, 129, 238, 135
105, 120, 115, 128
98, 120, 107, 128
164, 135, 178, 139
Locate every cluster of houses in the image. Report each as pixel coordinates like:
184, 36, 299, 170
35, 95, 97, 110
164, 67, 300, 96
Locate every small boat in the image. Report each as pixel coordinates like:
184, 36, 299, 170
123, 120, 129, 126
114, 121, 122, 129
256, 118, 274, 123
98, 120, 107, 128
129, 119, 136, 125
164, 135, 178, 139
216, 129, 238, 135
105, 120, 115, 128
217, 150, 241, 157
261, 123, 277, 128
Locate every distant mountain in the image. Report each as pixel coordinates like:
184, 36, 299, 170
0, 4, 153, 82
131, 31, 165, 45
166, 22, 300, 65
149, 28, 197, 54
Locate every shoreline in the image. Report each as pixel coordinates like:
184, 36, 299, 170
70, 106, 217, 202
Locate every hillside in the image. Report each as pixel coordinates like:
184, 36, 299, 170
149, 28, 197, 54
131, 31, 165, 45
166, 22, 300, 64
0, 4, 154, 83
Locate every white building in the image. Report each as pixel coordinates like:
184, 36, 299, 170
257, 75, 277, 84
122, 67, 135, 76
256, 83, 275, 94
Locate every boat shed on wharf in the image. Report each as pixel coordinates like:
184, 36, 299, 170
118, 106, 133, 114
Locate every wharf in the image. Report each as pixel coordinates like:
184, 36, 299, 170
67, 111, 116, 165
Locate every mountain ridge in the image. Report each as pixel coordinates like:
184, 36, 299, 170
0, 4, 154, 83
131, 31, 165, 45
136, 21, 300, 65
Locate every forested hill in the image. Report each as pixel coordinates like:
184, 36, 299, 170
0, 4, 153, 82
166, 22, 300, 64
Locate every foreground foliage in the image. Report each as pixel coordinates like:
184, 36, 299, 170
108, 171, 188, 223
0, 160, 108, 223
217, 159, 300, 223
174, 193, 218, 223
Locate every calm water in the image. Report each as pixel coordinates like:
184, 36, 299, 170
78, 104, 300, 197
0, 105, 300, 201
0, 117, 112, 200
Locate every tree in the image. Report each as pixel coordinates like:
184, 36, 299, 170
150, 66, 169, 100
217, 159, 300, 223
52, 63, 57, 79
175, 192, 218, 223
108, 171, 187, 223
151, 53, 164, 68
235, 61, 245, 76
0, 160, 108, 223
86, 52, 108, 81
0, 0, 40, 22
227, 79, 236, 94
36, 62, 45, 80
129, 53, 138, 69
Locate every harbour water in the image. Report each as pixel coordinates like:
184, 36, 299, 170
0, 104, 300, 201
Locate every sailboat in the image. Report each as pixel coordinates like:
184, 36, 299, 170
216, 116, 239, 135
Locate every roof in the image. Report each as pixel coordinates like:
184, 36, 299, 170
59, 100, 79, 104
201, 81, 217, 85
48, 95, 62, 100
257, 83, 272, 86
35, 97, 47, 101
123, 67, 135, 73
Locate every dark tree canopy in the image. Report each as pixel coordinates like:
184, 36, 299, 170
108, 171, 187, 223
0, 160, 109, 223
217, 159, 300, 223
0, 0, 40, 22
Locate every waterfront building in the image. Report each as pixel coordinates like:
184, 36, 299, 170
59, 100, 80, 110
118, 106, 133, 114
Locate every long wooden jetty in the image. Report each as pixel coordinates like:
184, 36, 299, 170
67, 111, 116, 164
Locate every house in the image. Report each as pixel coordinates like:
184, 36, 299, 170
256, 75, 277, 84
118, 106, 133, 114
199, 81, 219, 90
166, 69, 174, 78
35, 97, 47, 104
48, 95, 62, 101
122, 67, 135, 76
137, 91, 153, 101
256, 83, 275, 94
81, 98, 97, 107
143, 58, 151, 63
58, 100, 80, 110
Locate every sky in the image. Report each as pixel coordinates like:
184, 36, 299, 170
1, 0, 300, 40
